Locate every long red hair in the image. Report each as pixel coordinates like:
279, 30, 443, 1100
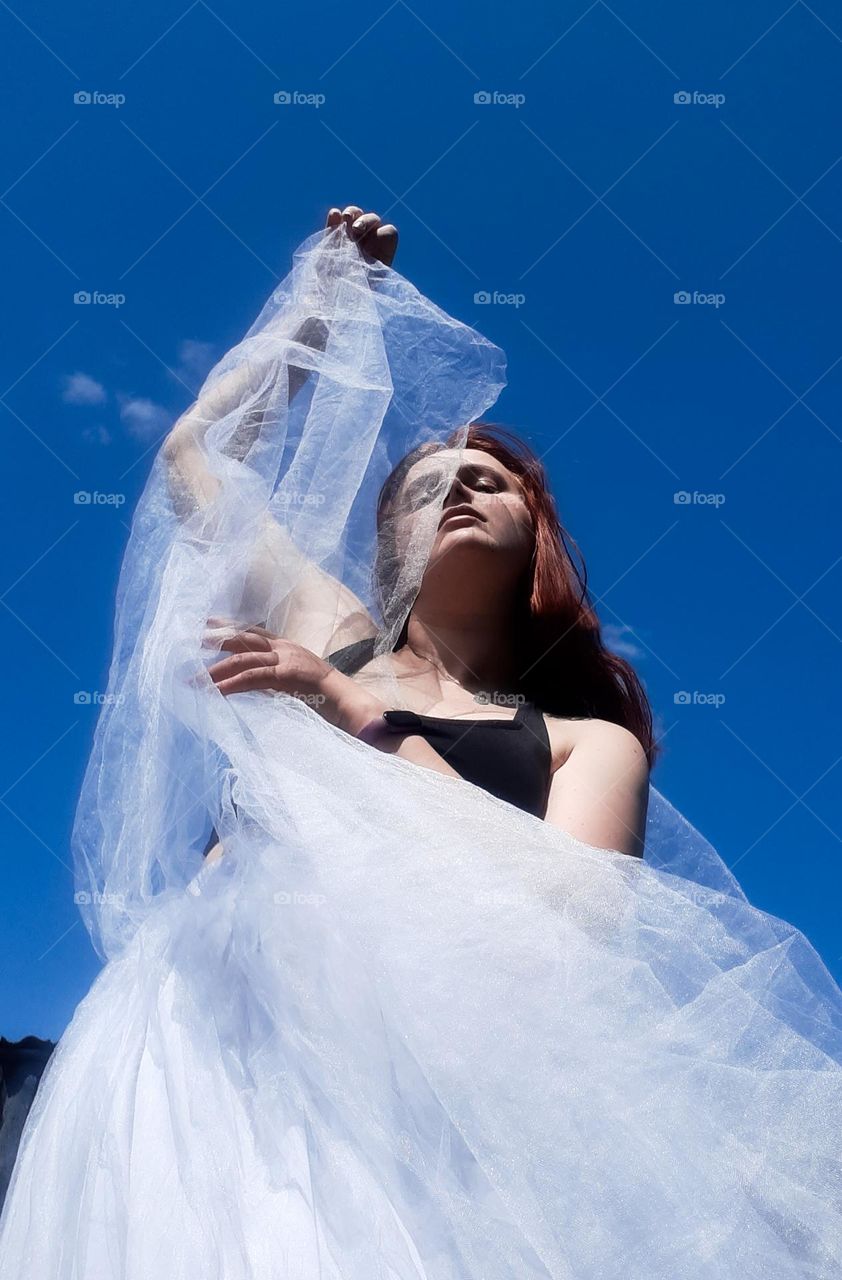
376, 421, 659, 768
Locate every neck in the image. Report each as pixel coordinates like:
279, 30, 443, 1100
402, 588, 521, 694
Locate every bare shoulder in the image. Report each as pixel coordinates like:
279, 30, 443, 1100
542, 716, 650, 856
543, 714, 650, 776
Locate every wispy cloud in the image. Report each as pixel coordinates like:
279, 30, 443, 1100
61, 337, 214, 445
62, 372, 107, 405
603, 622, 645, 661
118, 395, 172, 442
172, 338, 217, 393
82, 425, 112, 445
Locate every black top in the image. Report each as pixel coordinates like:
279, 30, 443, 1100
327, 638, 552, 818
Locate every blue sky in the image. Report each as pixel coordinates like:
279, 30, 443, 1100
2, 0, 841, 1040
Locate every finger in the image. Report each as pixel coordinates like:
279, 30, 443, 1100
341, 205, 363, 228
202, 629, 235, 650
350, 212, 381, 241
203, 620, 273, 648
202, 626, 247, 651
207, 616, 270, 632
215, 670, 282, 696
208, 651, 277, 684
218, 631, 273, 654
371, 223, 398, 266
325, 208, 342, 229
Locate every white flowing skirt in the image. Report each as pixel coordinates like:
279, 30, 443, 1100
2, 698, 842, 1279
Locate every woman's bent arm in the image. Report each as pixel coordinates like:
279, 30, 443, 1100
162, 318, 376, 655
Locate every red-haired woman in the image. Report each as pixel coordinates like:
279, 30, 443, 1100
7, 205, 840, 1280
190, 207, 654, 861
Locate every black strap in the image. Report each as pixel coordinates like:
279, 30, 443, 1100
326, 636, 377, 676
327, 641, 550, 749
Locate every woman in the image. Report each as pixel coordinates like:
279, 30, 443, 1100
170, 206, 651, 861
3, 207, 842, 1279
203, 428, 653, 855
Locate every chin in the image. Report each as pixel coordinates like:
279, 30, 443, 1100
432, 524, 495, 553
424, 531, 501, 583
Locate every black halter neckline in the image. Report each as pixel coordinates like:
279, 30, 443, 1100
327, 638, 552, 818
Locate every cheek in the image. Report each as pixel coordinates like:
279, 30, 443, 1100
390, 505, 442, 562
487, 497, 533, 546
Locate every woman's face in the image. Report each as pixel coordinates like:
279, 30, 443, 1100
388, 447, 535, 585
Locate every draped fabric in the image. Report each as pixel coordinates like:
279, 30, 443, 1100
1, 224, 841, 1278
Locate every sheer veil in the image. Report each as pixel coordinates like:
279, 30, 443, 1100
4, 220, 839, 1280
72, 222, 823, 957
72, 224, 501, 956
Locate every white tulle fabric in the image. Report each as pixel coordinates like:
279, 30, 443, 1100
2, 226, 842, 1278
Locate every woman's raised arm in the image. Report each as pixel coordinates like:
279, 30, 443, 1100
162, 207, 397, 656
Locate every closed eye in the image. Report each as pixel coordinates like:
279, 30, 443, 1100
401, 473, 446, 510
462, 465, 504, 493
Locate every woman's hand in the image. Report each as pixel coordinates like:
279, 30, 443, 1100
326, 206, 398, 266
204, 620, 385, 736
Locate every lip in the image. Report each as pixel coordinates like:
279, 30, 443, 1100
438, 505, 486, 529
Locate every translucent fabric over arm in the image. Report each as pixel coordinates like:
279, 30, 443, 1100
9, 223, 840, 1279
74, 220, 784, 962
72, 223, 506, 959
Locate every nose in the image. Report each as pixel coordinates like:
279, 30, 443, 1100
442, 472, 472, 508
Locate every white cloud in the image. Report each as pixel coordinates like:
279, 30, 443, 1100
603, 623, 644, 662
173, 338, 217, 393
82, 425, 112, 445
62, 372, 107, 405
118, 395, 172, 442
